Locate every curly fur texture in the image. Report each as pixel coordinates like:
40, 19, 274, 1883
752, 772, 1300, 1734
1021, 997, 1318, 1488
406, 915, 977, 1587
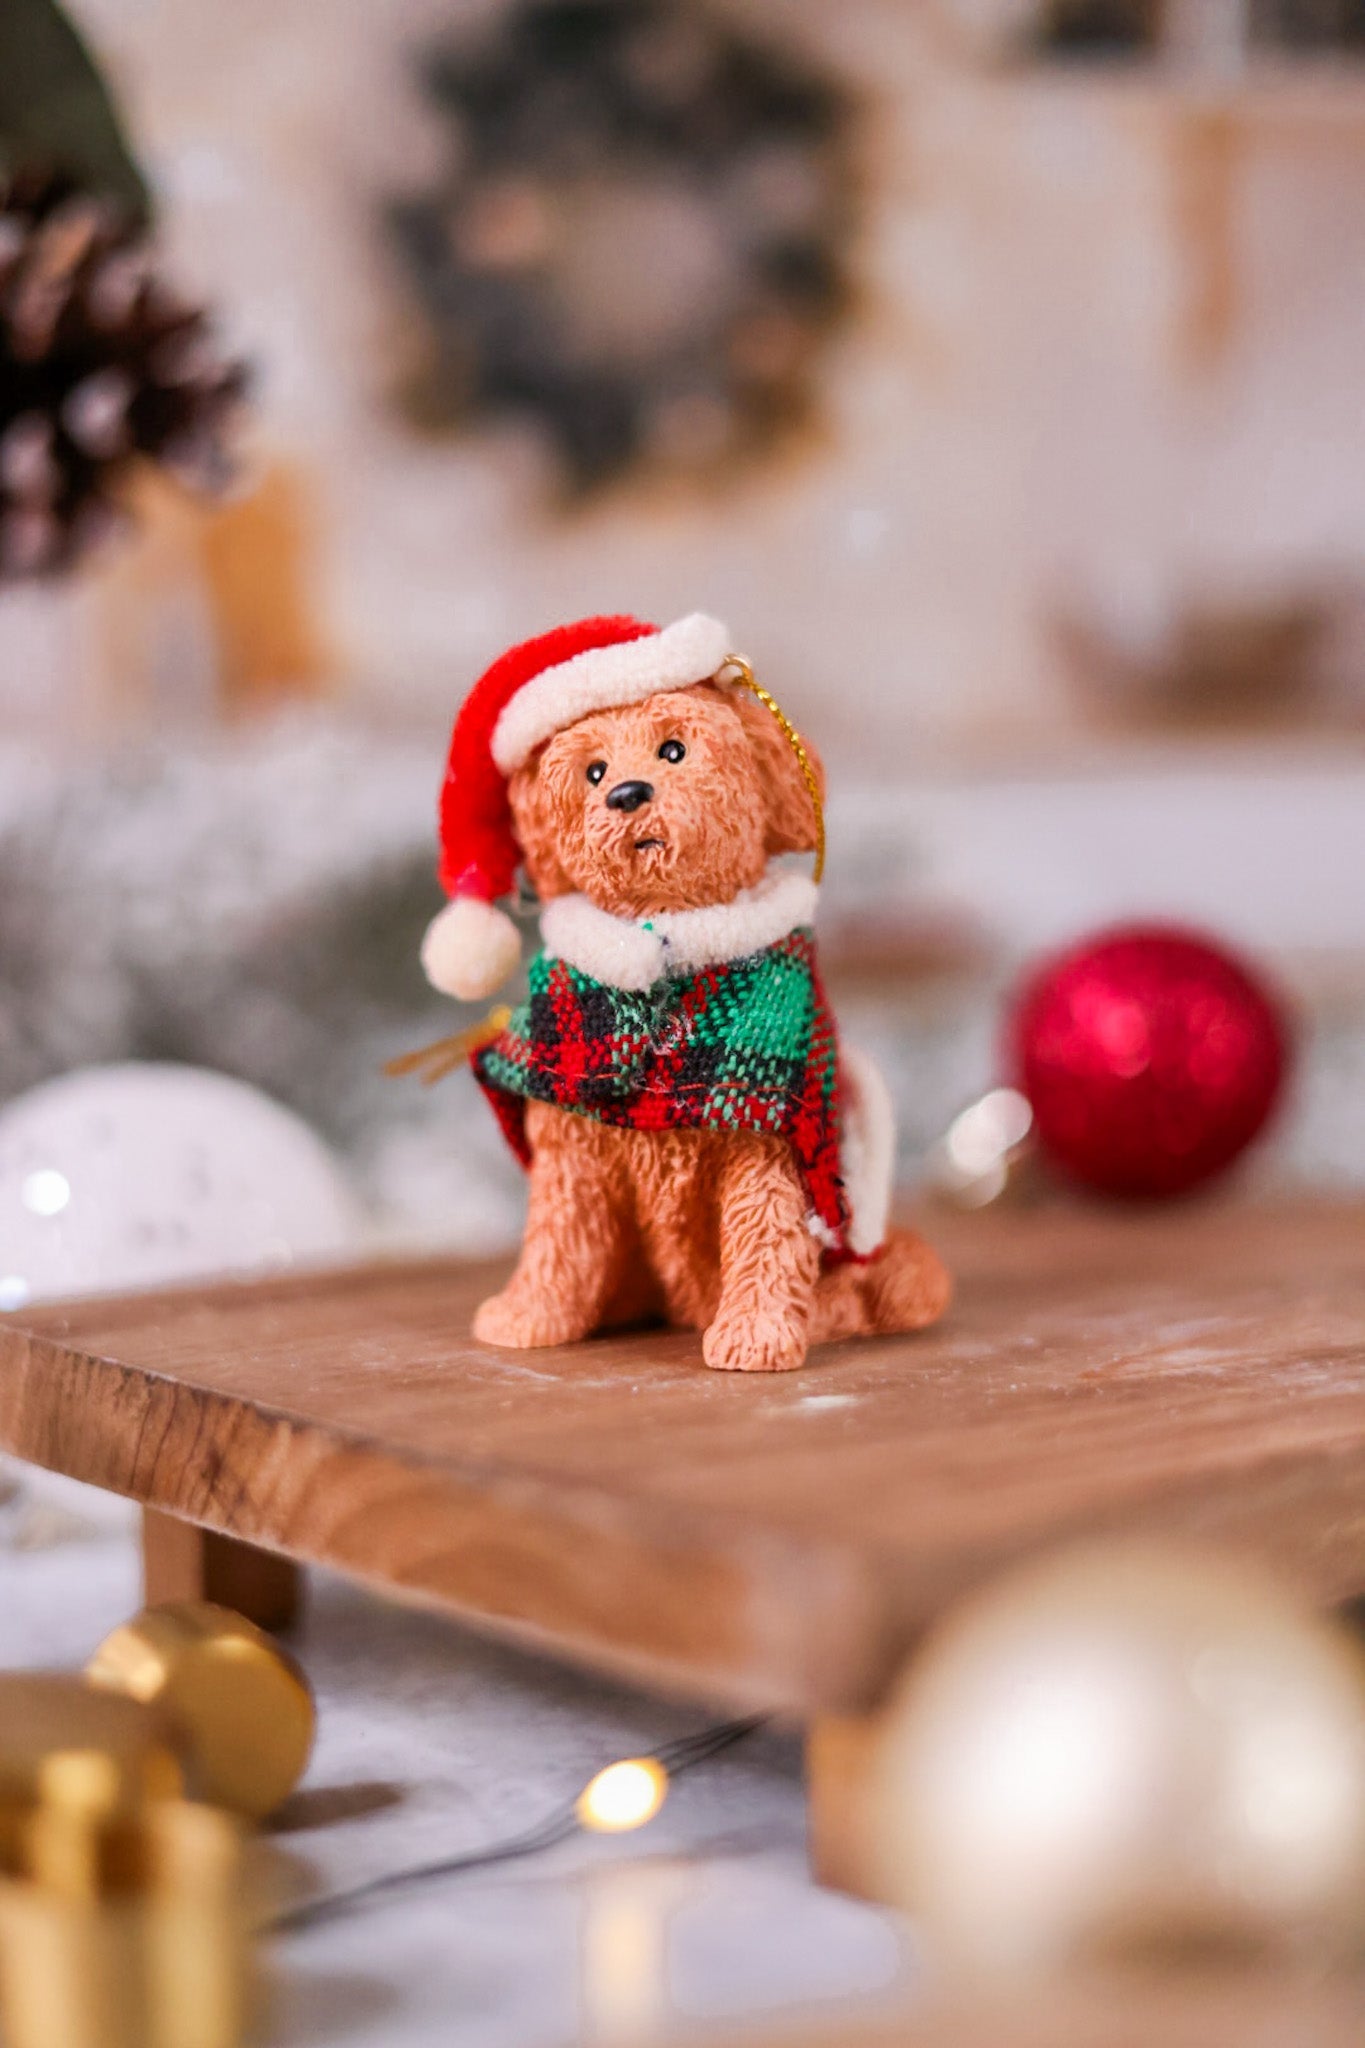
508, 683, 810, 914
474, 1104, 949, 1370
474, 680, 951, 1371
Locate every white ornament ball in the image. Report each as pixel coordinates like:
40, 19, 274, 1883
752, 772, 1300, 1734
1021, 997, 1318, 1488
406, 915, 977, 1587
870, 1543, 1365, 1973
0, 1063, 365, 1308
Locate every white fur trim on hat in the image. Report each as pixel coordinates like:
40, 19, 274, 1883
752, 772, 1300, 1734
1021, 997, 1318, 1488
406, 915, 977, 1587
490, 612, 730, 774
838, 1044, 896, 1257
541, 861, 817, 992
422, 895, 521, 1002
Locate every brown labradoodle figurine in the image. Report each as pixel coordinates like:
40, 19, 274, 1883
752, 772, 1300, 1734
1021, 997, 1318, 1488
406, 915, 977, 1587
420, 612, 951, 1372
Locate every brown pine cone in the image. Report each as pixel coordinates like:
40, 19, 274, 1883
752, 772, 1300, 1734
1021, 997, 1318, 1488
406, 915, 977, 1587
0, 170, 248, 580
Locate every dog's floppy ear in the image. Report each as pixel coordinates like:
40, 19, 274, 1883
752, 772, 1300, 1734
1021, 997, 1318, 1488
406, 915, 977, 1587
508, 754, 576, 902
726, 685, 826, 859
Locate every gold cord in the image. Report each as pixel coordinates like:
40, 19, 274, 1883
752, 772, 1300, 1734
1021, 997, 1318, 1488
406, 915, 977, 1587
384, 1005, 513, 1085
719, 654, 825, 883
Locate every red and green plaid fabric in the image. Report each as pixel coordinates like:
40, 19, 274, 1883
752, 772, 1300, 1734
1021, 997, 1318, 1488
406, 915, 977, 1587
473, 928, 851, 1255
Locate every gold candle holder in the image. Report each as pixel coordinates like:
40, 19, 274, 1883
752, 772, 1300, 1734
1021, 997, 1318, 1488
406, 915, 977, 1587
0, 1676, 183, 1879
0, 1750, 253, 2048
0, 1601, 309, 2043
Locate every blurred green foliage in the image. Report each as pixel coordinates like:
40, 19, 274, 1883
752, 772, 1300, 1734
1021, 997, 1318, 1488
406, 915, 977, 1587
0, 0, 148, 217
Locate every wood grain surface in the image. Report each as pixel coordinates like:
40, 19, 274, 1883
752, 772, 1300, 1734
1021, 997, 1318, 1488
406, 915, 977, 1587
141, 1506, 301, 1630
2, 1201, 1364, 1713
679, 1969, 1365, 2048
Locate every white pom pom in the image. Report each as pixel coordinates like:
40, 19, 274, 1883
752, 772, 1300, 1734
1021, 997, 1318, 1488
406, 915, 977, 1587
421, 896, 521, 1002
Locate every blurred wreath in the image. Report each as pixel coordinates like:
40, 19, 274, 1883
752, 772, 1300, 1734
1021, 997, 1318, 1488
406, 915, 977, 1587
943, 0, 1365, 58
0, 0, 245, 581
387, 0, 857, 495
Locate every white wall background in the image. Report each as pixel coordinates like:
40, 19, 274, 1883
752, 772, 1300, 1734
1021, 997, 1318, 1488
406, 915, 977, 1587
4, 0, 1365, 771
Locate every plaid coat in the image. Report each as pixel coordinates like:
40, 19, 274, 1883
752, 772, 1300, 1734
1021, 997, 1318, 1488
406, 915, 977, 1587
473, 928, 851, 1255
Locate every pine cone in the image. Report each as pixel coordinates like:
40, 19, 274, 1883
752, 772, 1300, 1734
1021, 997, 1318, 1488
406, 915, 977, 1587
0, 170, 247, 580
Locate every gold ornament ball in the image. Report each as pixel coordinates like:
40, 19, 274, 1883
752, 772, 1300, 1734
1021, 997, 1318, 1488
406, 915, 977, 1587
86, 1604, 315, 1821
869, 1543, 1365, 1973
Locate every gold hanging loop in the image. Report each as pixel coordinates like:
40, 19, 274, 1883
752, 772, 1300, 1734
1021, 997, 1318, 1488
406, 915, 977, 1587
718, 654, 825, 884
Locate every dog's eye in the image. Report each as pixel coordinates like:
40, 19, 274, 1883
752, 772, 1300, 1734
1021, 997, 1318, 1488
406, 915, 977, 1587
657, 739, 686, 765
586, 760, 607, 786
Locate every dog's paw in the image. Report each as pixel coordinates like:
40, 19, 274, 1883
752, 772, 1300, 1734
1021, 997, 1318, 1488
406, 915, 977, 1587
864, 1230, 953, 1332
473, 1290, 594, 1349
703, 1310, 809, 1374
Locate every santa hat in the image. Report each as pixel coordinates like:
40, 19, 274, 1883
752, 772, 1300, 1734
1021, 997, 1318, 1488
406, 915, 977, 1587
422, 611, 731, 1002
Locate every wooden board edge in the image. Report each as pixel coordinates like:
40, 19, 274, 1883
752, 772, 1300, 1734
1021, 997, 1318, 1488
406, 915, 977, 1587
0, 1323, 893, 1713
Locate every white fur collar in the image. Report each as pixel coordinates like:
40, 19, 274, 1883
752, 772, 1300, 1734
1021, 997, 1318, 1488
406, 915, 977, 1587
540, 862, 818, 992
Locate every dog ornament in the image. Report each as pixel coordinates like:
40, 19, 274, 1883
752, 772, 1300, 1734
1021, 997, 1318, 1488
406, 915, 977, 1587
417, 612, 951, 1373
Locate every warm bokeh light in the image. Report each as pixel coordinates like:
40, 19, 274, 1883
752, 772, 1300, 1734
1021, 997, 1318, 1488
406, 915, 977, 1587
576, 1758, 668, 1834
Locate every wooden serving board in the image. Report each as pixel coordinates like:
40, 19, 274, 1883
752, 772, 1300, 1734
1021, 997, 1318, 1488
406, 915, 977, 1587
678, 1969, 1365, 2048
2, 1200, 1364, 1714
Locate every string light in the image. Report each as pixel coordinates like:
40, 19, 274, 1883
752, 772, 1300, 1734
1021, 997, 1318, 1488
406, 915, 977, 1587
270, 1718, 764, 1935
576, 1758, 668, 1833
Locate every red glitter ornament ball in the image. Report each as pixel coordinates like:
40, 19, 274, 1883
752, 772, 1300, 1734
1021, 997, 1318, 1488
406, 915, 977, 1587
1008, 925, 1290, 1199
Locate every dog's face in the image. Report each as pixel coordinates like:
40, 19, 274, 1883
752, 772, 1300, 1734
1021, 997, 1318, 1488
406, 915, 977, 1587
509, 682, 823, 917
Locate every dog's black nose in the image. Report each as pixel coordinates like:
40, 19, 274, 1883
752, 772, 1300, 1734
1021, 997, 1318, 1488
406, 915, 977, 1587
605, 779, 653, 813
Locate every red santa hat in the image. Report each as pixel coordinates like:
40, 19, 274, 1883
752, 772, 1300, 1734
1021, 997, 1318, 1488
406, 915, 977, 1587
422, 611, 731, 1001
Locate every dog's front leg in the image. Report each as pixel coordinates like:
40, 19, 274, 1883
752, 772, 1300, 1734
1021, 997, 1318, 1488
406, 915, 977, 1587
474, 1104, 630, 1348
702, 1135, 821, 1373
